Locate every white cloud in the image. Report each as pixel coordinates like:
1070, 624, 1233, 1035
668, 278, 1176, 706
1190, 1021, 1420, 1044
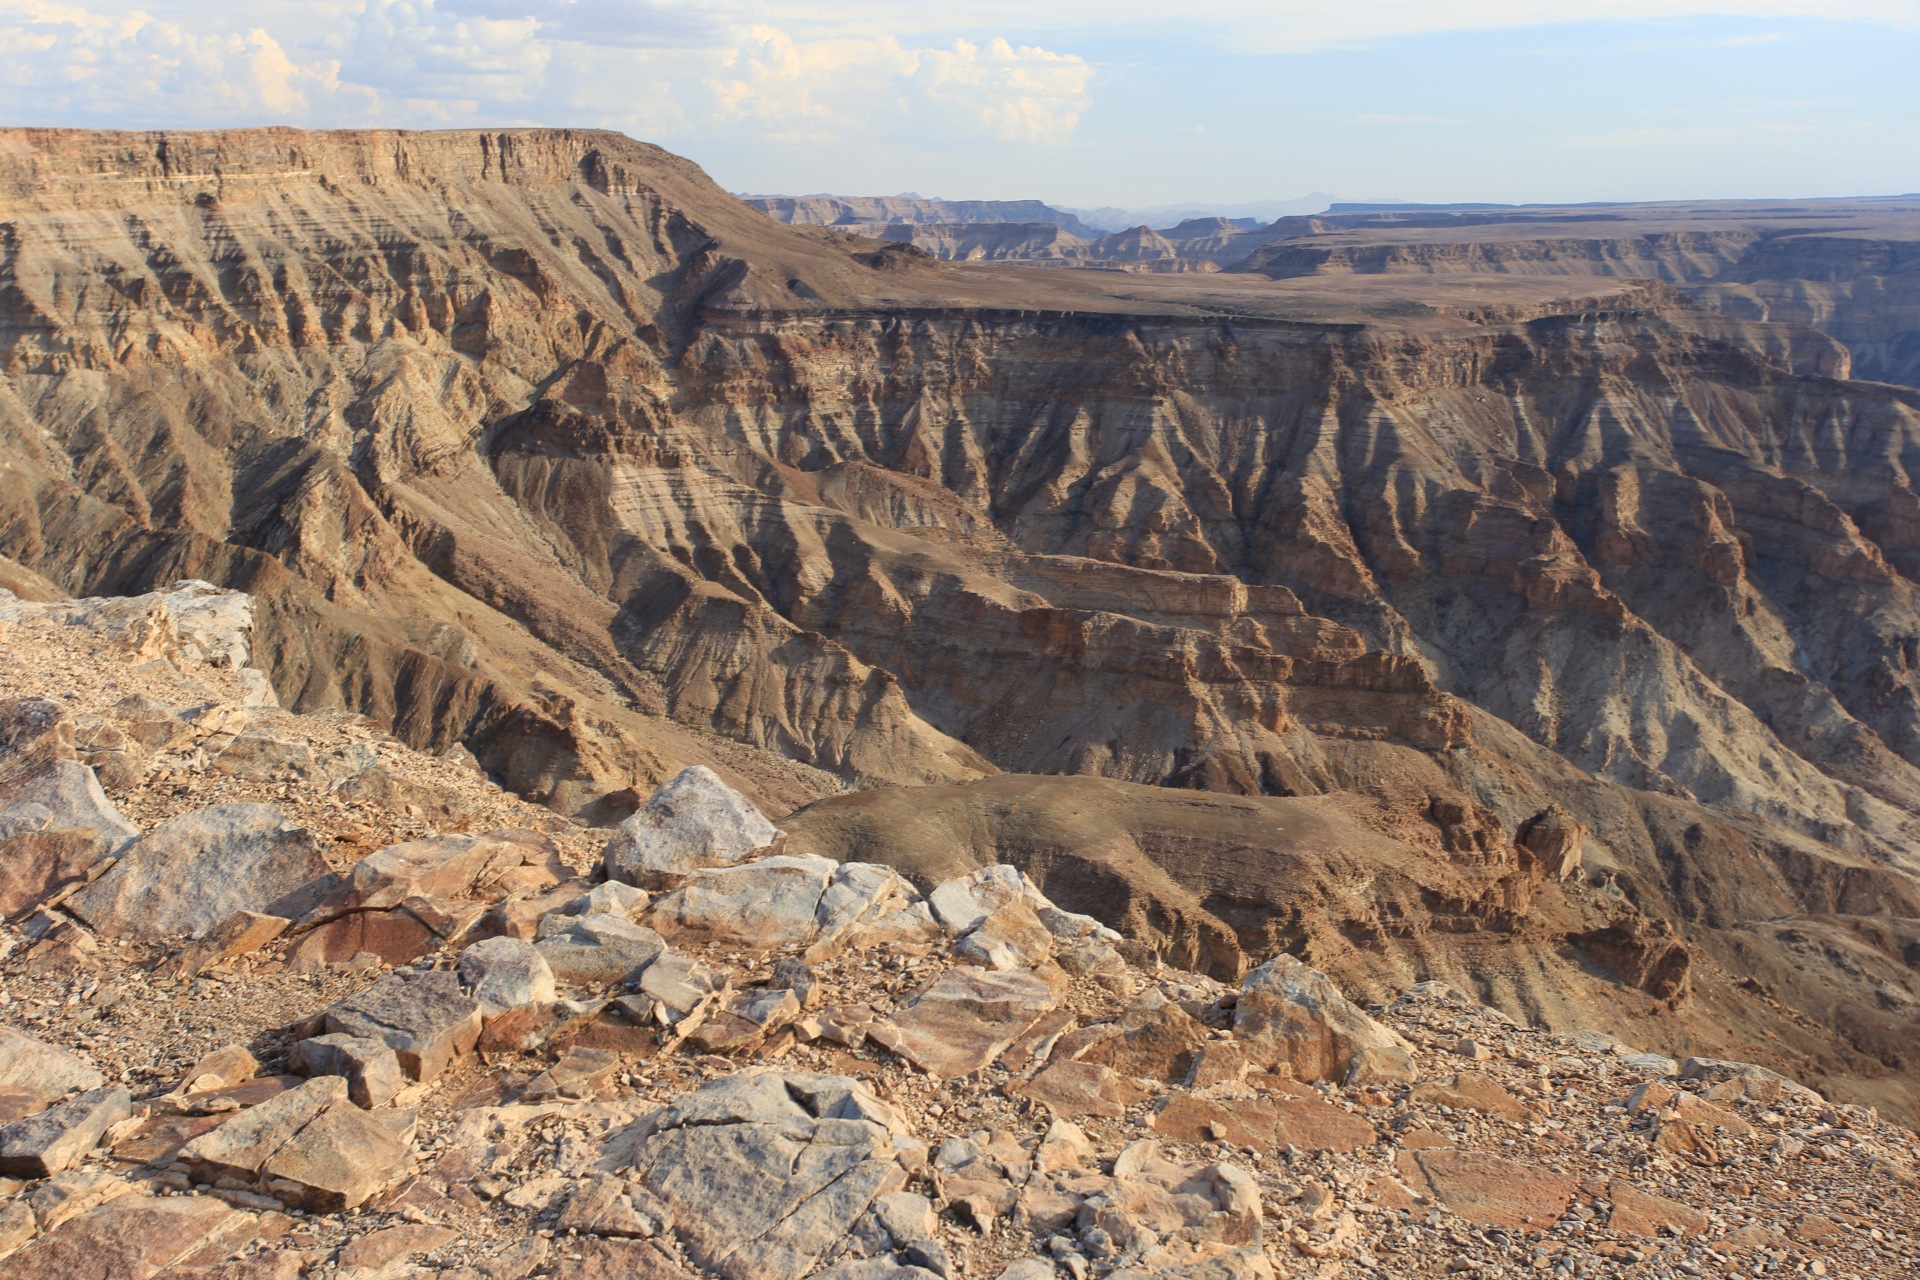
914, 38, 1092, 144
706, 28, 1091, 144
0, 1, 366, 125
0, 2, 1092, 144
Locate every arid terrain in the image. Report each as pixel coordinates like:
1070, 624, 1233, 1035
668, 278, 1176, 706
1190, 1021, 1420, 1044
1, 125, 1918, 1148
0, 583, 1914, 1279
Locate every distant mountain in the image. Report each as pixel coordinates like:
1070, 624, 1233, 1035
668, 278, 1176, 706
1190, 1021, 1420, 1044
1061, 194, 1337, 232
742, 193, 1103, 239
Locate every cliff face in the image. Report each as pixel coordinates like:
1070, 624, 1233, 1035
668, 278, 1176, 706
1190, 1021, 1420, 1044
3, 128, 1920, 1117
1230, 203, 1920, 388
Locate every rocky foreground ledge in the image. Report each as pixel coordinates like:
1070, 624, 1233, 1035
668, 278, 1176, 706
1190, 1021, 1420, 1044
1, 586, 1917, 1279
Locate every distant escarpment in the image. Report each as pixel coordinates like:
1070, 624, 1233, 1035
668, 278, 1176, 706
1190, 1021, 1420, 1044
2, 128, 1919, 1118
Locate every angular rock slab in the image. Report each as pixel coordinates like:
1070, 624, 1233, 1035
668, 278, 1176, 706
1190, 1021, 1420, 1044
0, 1085, 132, 1177
288, 1034, 405, 1109
1232, 955, 1415, 1085
626, 1071, 912, 1280
341, 830, 547, 911
178, 1075, 410, 1211
0, 1026, 105, 1119
603, 766, 780, 890
649, 854, 835, 948
319, 970, 482, 1082
70, 803, 328, 940
867, 968, 1057, 1078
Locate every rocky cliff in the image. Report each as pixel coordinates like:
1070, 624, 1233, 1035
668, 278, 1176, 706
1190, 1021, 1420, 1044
2, 128, 1919, 1120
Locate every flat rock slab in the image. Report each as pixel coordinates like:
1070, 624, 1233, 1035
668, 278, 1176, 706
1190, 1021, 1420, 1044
626, 1071, 911, 1280
547, 1238, 692, 1280
4, 1193, 258, 1280
1605, 1176, 1709, 1236
1396, 1148, 1576, 1232
320, 969, 483, 1082
0, 1084, 132, 1176
1153, 1092, 1375, 1154
70, 803, 329, 940
868, 969, 1057, 1078
0, 1026, 106, 1117
603, 766, 780, 890
1010, 1061, 1148, 1120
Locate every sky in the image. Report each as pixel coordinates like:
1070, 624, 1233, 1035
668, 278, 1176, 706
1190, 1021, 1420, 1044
2, 1, 1917, 207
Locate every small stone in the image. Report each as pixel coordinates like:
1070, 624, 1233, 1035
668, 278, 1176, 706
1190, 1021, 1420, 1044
1456, 1038, 1493, 1061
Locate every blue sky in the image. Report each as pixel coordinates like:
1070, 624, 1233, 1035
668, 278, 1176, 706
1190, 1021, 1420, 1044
2, 2, 1915, 206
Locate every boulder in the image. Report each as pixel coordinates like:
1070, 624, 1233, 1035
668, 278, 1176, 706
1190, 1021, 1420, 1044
868, 968, 1057, 1078
0, 1027, 105, 1120
458, 936, 557, 1016
649, 854, 836, 949
625, 1071, 914, 1280
0, 1086, 132, 1177
535, 914, 667, 986
69, 804, 328, 941
1232, 955, 1415, 1085
0, 760, 138, 851
319, 970, 483, 1082
952, 897, 1055, 971
287, 1034, 405, 1109
1517, 804, 1584, 881
603, 766, 780, 890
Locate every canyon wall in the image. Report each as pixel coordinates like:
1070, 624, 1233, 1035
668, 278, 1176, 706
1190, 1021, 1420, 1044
2, 128, 1918, 1116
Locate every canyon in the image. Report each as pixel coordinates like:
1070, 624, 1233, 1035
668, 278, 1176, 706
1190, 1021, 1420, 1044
1, 127, 1918, 1126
